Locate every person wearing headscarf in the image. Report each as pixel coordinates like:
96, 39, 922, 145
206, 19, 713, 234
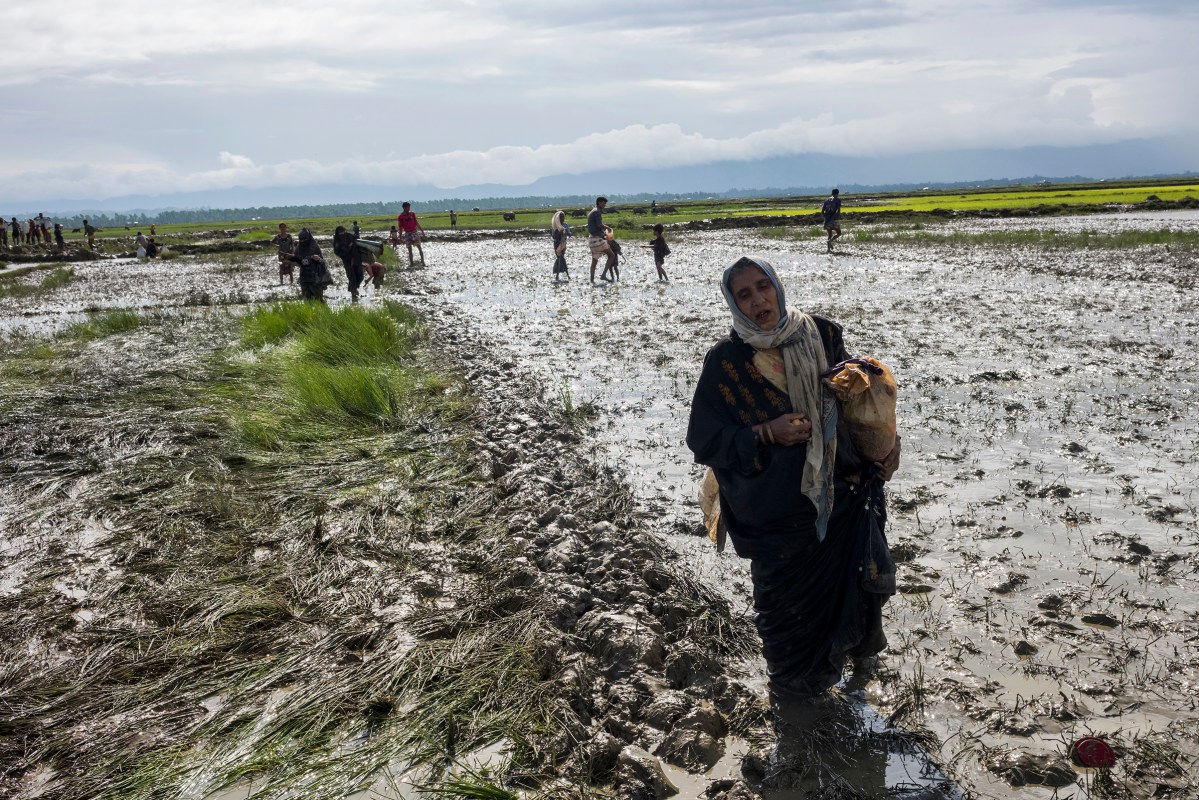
333, 225, 364, 303
686, 256, 901, 702
284, 228, 329, 302
550, 210, 571, 282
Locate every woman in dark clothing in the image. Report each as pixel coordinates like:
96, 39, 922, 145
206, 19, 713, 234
550, 210, 571, 281
333, 226, 364, 302
686, 256, 901, 700
285, 228, 330, 302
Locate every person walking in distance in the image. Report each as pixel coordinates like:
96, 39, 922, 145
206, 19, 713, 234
822, 188, 842, 253
449, 209, 458, 231
643, 223, 670, 282
550, 210, 572, 282
333, 225, 365, 303
396, 202, 426, 268
283, 228, 330, 303
271, 222, 296, 285
587, 196, 616, 284
83, 219, 98, 250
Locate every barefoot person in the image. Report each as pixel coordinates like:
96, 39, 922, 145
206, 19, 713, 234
687, 256, 900, 711
396, 202, 425, 268
550, 210, 572, 282
587, 196, 616, 284
271, 222, 295, 285
822, 188, 842, 253
642, 223, 670, 281
333, 225, 365, 303
283, 228, 331, 303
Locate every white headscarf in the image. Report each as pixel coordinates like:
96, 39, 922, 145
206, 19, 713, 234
721, 256, 838, 540
551, 211, 567, 232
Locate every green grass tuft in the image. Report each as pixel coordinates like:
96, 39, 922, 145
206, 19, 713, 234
65, 309, 144, 341
40, 267, 78, 289
228, 300, 461, 446
0, 266, 79, 298
240, 301, 329, 348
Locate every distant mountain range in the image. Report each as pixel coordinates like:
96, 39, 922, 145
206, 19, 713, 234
7, 136, 1196, 224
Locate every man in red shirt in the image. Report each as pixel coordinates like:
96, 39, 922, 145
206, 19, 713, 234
396, 202, 426, 268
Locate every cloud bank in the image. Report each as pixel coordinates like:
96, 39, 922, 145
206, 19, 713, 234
1, 0, 1195, 205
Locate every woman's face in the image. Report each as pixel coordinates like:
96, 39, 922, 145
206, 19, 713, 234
729, 265, 781, 330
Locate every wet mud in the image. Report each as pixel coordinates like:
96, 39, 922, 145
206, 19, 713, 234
398, 211, 1199, 798
1, 212, 1197, 799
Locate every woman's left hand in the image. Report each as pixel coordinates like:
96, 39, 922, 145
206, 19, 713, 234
874, 435, 901, 481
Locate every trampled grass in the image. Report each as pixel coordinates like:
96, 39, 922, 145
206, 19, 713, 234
65, 308, 143, 340
0, 304, 535, 800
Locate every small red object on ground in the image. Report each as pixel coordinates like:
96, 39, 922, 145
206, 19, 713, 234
1070, 737, 1116, 769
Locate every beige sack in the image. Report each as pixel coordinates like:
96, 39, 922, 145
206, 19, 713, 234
823, 357, 898, 462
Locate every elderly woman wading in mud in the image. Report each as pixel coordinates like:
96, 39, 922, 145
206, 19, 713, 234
686, 256, 901, 705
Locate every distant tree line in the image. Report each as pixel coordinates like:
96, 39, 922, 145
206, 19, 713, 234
21, 171, 1196, 228
35, 195, 707, 229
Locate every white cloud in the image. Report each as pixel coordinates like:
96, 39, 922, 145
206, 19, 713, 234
218, 152, 255, 169
0, 107, 1153, 203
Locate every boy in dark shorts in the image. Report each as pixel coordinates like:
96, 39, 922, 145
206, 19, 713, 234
643, 223, 670, 281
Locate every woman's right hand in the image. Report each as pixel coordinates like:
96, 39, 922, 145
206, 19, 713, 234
760, 413, 811, 446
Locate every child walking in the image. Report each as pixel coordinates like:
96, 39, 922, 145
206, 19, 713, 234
644, 223, 670, 281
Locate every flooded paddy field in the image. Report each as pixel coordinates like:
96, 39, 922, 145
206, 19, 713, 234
403, 211, 1199, 797
1, 212, 1197, 799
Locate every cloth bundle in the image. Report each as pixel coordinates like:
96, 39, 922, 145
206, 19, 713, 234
822, 357, 898, 462
698, 467, 727, 551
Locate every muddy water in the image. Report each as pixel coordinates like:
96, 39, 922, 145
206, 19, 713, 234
0, 254, 298, 337
396, 214, 1199, 797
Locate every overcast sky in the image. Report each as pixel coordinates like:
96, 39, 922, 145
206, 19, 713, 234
2, 0, 1196, 207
